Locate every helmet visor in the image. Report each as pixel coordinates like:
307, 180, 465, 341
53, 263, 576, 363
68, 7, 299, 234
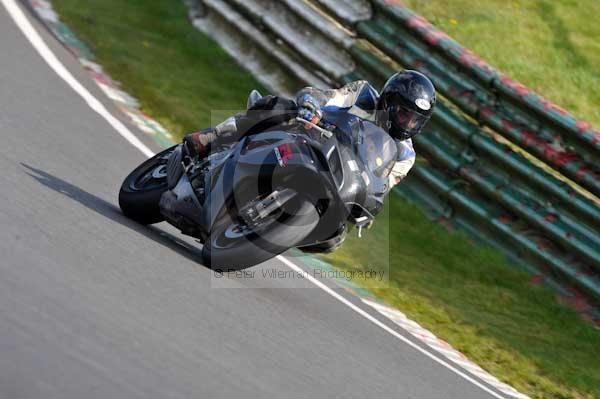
389, 105, 430, 140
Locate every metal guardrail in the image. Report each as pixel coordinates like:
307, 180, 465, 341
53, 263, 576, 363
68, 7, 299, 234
362, 1, 600, 197
188, 0, 600, 308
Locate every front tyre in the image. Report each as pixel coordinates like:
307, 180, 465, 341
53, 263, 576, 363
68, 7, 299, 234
119, 146, 176, 225
203, 195, 319, 270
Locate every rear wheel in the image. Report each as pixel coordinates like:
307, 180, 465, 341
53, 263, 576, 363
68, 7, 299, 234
119, 146, 176, 224
203, 194, 319, 270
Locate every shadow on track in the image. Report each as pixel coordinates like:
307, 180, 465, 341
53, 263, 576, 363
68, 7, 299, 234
21, 163, 209, 267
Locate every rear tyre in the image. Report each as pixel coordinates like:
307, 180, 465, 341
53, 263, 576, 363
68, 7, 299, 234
119, 146, 176, 225
202, 195, 319, 270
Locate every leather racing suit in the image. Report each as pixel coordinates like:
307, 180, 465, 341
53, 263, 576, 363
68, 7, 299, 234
187, 81, 416, 188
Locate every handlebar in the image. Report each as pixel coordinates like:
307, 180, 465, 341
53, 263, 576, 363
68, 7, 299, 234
295, 117, 333, 139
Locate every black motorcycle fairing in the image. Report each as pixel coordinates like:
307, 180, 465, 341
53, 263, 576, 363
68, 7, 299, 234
320, 111, 398, 219
197, 130, 342, 239
352, 120, 398, 216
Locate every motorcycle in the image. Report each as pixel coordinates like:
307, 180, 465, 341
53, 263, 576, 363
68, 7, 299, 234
119, 109, 398, 270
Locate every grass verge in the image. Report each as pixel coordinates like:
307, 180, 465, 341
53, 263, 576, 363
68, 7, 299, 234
325, 199, 600, 398
403, 0, 600, 128
52, 0, 600, 398
52, 0, 264, 138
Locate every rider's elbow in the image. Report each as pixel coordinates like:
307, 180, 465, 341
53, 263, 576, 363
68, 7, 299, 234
389, 156, 416, 187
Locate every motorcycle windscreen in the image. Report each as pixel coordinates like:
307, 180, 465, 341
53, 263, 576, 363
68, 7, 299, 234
358, 123, 399, 179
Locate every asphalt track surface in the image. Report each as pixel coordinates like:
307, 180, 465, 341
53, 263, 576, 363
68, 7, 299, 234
0, 2, 501, 398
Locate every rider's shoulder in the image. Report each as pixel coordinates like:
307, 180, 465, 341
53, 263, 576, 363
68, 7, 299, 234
340, 80, 378, 95
395, 138, 416, 160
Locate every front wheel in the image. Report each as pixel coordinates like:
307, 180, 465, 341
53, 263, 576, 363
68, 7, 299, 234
203, 195, 319, 270
119, 146, 176, 224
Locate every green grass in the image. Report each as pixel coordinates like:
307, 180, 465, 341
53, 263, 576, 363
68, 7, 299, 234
51, 0, 600, 398
324, 198, 600, 398
53, 0, 264, 138
403, 0, 600, 128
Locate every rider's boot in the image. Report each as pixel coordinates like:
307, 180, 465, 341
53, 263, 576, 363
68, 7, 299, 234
183, 117, 239, 159
183, 128, 216, 159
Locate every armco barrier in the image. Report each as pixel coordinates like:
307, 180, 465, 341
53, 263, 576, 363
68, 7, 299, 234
189, 0, 600, 313
363, 0, 600, 197
345, 45, 600, 260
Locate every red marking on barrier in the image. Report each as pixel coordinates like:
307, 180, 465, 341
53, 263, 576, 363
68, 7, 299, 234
539, 96, 569, 116
520, 130, 581, 167
448, 86, 478, 107
544, 213, 558, 223
503, 69, 578, 121
521, 129, 538, 147
414, 59, 424, 69
581, 167, 600, 183
424, 30, 449, 46
458, 50, 475, 68
575, 120, 592, 132
500, 75, 530, 97
501, 118, 516, 132
575, 165, 591, 181
462, 92, 477, 104
498, 214, 512, 224
384, 0, 406, 6
530, 275, 545, 285
544, 147, 580, 168
480, 106, 494, 119
406, 15, 430, 30
458, 49, 494, 74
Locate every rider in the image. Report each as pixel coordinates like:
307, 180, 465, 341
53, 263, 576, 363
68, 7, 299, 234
184, 70, 436, 251
184, 70, 435, 188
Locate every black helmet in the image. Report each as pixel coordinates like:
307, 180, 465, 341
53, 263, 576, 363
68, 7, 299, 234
377, 70, 436, 141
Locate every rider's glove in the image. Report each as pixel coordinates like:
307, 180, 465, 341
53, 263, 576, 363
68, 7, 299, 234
298, 94, 323, 125
388, 157, 416, 188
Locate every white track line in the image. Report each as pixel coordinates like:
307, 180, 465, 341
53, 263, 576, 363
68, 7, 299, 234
2, 1, 506, 397
1, 0, 155, 158
279, 257, 506, 399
